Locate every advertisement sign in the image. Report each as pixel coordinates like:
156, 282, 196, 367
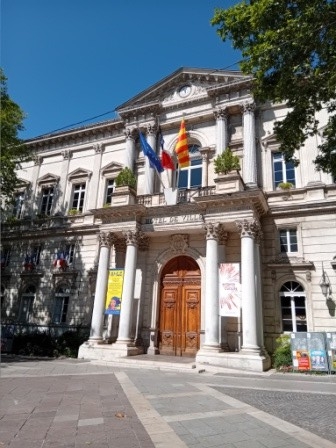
326, 332, 336, 372
219, 263, 241, 317
104, 269, 124, 315
291, 332, 329, 372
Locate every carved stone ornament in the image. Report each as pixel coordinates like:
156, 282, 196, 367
61, 150, 72, 159
93, 143, 103, 153
98, 232, 116, 247
138, 232, 150, 251
170, 234, 189, 254
214, 108, 228, 120
34, 155, 43, 166
124, 127, 136, 140
236, 219, 259, 238
123, 230, 141, 246
146, 123, 157, 136
241, 102, 256, 114
204, 223, 222, 241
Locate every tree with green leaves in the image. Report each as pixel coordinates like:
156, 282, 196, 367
0, 68, 31, 204
211, 0, 336, 176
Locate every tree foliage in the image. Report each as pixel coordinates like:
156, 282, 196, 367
211, 0, 336, 176
0, 68, 31, 202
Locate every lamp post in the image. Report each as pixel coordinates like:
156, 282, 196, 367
320, 262, 330, 298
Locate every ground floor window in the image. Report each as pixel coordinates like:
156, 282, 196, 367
19, 285, 36, 323
280, 281, 307, 332
53, 286, 70, 323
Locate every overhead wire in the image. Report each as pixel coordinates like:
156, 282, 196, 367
31, 16, 336, 139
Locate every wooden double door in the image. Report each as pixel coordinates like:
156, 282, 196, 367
159, 256, 201, 357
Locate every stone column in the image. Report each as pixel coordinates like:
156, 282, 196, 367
200, 148, 209, 187
236, 219, 260, 353
203, 223, 221, 350
218, 230, 230, 351
58, 150, 72, 211
115, 230, 139, 347
255, 229, 266, 353
30, 156, 43, 215
88, 232, 114, 342
214, 108, 229, 155
124, 128, 136, 170
87, 143, 103, 209
144, 124, 156, 195
241, 102, 257, 187
106, 238, 126, 343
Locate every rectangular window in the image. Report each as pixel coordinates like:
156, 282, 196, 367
19, 295, 34, 322
31, 246, 42, 266
1, 248, 11, 268
53, 296, 69, 323
65, 244, 76, 265
279, 229, 298, 253
273, 152, 296, 189
12, 192, 24, 218
71, 183, 86, 212
105, 179, 115, 205
40, 186, 54, 215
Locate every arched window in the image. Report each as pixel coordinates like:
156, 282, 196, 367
280, 281, 307, 332
19, 285, 36, 323
177, 144, 202, 189
53, 285, 70, 323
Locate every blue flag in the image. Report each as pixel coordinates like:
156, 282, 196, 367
139, 131, 164, 173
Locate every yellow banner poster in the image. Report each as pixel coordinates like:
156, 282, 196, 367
105, 269, 124, 315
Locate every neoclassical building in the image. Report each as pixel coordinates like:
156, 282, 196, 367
1, 67, 335, 371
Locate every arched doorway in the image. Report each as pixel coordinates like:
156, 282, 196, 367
158, 256, 201, 357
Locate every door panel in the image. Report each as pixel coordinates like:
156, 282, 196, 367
182, 286, 200, 356
160, 286, 178, 355
159, 256, 201, 357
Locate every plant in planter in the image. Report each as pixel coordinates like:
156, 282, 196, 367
214, 147, 240, 175
115, 167, 137, 189
277, 182, 294, 191
68, 208, 79, 216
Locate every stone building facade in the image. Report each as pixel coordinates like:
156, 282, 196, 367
1, 67, 335, 371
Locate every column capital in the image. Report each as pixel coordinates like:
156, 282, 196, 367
236, 219, 259, 238
93, 143, 104, 153
241, 101, 256, 114
123, 229, 148, 247
98, 231, 116, 247
204, 223, 223, 241
146, 122, 157, 136
124, 127, 137, 140
61, 149, 72, 160
214, 107, 228, 120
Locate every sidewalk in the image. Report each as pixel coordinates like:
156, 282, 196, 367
1, 356, 335, 448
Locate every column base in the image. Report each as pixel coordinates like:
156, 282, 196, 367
147, 346, 160, 355
78, 340, 143, 361
196, 349, 271, 372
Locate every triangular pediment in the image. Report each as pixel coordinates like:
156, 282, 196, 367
68, 168, 92, 181
37, 173, 60, 185
101, 162, 124, 176
116, 67, 251, 117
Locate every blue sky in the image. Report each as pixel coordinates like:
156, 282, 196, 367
1, 0, 241, 140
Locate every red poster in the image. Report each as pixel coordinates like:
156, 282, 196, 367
296, 350, 311, 370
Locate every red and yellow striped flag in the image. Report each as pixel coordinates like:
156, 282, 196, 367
175, 119, 190, 168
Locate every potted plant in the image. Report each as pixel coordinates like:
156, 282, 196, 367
112, 168, 137, 206
213, 148, 244, 193
68, 208, 79, 216
115, 167, 137, 189
214, 147, 240, 175
277, 181, 293, 191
